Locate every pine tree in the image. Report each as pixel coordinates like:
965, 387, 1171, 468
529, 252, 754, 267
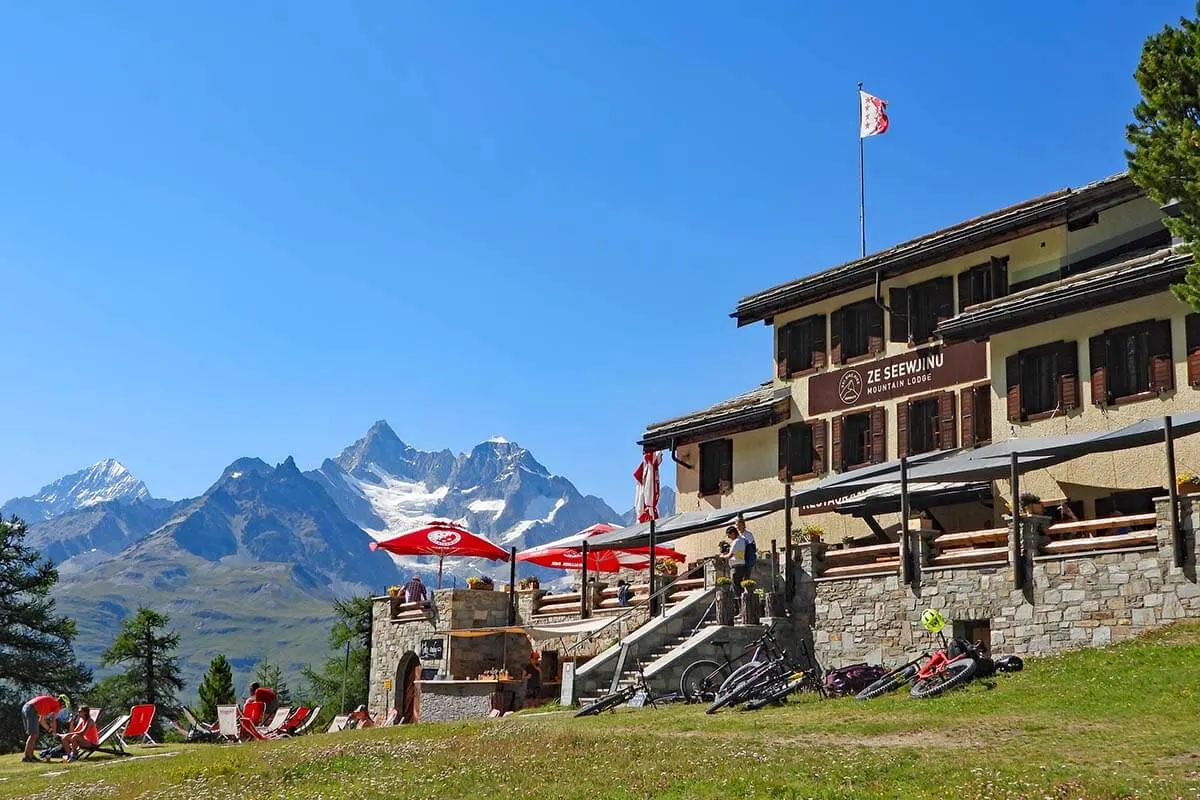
253, 660, 292, 706
0, 517, 92, 752
301, 596, 372, 718
1126, 3, 1200, 309
196, 655, 236, 723
102, 607, 185, 739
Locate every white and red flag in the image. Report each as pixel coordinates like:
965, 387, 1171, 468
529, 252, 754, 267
859, 89, 889, 138
634, 451, 662, 523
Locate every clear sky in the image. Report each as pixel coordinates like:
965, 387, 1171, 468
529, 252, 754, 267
0, 0, 1192, 510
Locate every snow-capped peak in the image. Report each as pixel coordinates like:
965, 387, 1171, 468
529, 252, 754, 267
0, 458, 152, 523
486, 436, 509, 444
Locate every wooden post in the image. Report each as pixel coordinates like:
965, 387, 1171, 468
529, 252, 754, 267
647, 519, 657, 616
899, 456, 911, 585
784, 484, 794, 600
1010, 452, 1022, 587
580, 541, 590, 619
1165, 415, 1183, 568
508, 547, 517, 625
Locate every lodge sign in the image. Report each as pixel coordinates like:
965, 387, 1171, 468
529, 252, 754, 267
419, 637, 445, 662
808, 340, 987, 414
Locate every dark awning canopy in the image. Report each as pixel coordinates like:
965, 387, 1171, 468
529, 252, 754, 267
587, 497, 784, 550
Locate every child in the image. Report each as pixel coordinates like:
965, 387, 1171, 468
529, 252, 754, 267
61, 706, 99, 761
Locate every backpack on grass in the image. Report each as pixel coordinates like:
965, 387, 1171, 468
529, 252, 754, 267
824, 663, 888, 696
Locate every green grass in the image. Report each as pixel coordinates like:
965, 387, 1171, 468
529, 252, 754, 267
4, 624, 1200, 799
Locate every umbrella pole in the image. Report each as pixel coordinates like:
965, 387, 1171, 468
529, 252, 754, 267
580, 542, 590, 619
438, 556, 444, 590
508, 547, 517, 625
1010, 452, 1022, 588
1165, 416, 1183, 568
648, 518, 657, 616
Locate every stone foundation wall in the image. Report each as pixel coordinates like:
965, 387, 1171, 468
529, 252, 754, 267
797, 495, 1200, 668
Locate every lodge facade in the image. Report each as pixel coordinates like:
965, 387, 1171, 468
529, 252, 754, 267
645, 173, 1200, 564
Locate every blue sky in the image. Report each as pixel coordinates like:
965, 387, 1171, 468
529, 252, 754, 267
0, 0, 1191, 510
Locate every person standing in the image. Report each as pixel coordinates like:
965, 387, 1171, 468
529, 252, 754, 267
20, 693, 67, 763
724, 526, 749, 587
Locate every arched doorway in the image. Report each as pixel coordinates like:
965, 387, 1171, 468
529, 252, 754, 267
395, 652, 421, 723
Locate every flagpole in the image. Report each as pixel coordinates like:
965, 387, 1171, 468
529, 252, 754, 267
857, 81, 866, 258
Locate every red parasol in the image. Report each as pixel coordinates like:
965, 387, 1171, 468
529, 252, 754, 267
369, 520, 509, 588
516, 523, 686, 573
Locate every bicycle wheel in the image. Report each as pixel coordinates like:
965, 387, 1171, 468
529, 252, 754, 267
707, 663, 781, 714
575, 689, 631, 717
909, 658, 977, 699
716, 660, 762, 696
744, 676, 804, 711
680, 660, 727, 703
855, 664, 918, 701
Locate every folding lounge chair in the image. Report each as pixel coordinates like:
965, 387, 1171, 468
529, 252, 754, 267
118, 704, 157, 747
242, 700, 266, 726
261, 706, 291, 735
80, 714, 131, 759
292, 706, 321, 735
278, 706, 311, 735
239, 716, 276, 741
89, 708, 102, 724
216, 705, 241, 743
183, 707, 218, 734
326, 714, 350, 733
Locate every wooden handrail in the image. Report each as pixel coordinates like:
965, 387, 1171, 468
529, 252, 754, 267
931, 528, 1008, 548
819, 559, 900, 578
1042, 530, 1157, 554
930, 546, 1008, 566
1047, 513, 1156, 536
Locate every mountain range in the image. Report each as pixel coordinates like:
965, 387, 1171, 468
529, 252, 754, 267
5, 422, 673, 689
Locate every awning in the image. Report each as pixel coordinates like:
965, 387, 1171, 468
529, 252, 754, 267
835, 481, 991, 516
586, 496, 785, 550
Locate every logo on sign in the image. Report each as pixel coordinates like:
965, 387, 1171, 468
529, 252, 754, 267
838, 370, 864, 406
427, 529, 462, 547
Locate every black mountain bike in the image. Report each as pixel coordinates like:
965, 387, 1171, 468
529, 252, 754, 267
706, 639, 823, 714
679, 630, 782, 703
575, 663, 657, 717
854, 653, 929, 700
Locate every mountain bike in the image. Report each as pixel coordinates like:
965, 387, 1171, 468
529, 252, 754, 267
574, 663, 657, 717
742, 653, 826, 711
908, 635, 988, 699
679, 629, 782, 703
854, 653, 929, 700
706, 639, 819, 714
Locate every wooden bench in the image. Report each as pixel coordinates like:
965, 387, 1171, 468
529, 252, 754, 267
1042, 530, 1157, 555
1046, 513, 1157, 538
930, 546, 1009, 566
819, 559, 901, 578
930, 527, 1008, 548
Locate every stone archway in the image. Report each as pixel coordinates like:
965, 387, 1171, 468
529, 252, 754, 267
395, 651, 421, 723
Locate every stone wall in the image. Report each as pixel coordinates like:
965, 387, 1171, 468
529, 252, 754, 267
796, 495, 1200, 667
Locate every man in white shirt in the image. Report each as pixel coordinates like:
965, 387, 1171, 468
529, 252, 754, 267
724, 525, 749, 587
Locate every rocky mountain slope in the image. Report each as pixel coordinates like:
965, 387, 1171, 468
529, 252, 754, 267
2, 458, 152, 522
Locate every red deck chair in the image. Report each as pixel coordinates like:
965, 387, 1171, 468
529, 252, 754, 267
279, 706, 311, 735
118, 704, 157, 747
242, 700, 266, 726
239, 716, 276, 741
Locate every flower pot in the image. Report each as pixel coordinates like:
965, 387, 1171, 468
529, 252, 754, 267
739, 590, 761, 626
715, 586, 735, 626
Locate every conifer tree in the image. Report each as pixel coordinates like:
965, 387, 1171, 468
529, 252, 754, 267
196, 654, 236, 722
102, 607, 184, 738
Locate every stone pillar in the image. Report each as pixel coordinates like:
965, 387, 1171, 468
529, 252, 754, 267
1019, 515, 1048, 590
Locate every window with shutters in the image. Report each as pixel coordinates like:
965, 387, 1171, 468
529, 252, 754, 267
1088, 320, 1173, 405
1008, 341, 1078, 420
778, 421, 825, 480
832, 300, 883, 362
901, 276, 955, 344
699, 439, 733, 496
776, 315, 826, 378
842, 412, 872, 469
907, 397, 940, 455
960, 383, 992, 448
957, 257, 1008, 309
1187, 314, 1200, 387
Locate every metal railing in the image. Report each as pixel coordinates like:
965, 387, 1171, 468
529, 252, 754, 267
565, 562, 705, 656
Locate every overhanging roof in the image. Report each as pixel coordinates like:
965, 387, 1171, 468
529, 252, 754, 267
835, 481, 991, 516
639, 383, 791, 450
587, 497, 784, 550
733, 173, 1140, 327
938, 248, 1191, 342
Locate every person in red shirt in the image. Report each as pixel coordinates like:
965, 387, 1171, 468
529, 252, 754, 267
247, 683, 278, 718
20, 694, 67, 763
61, 705, 99, 761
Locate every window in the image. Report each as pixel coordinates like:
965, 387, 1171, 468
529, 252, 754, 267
831, 407, 885, 471
1188, 314, 1200, 387
889, 277, 954, 345
699, 439, 733, 496
1005, 342, 1078, 422
778, 421, 827, 480
957, 257, 1008, 310
960, 383, 992, 448
830, 300, 883, 363
897, 391, 957, 457
776, 315, 826, 379
952, 619, 991, 655
1089, 320, 1173, 405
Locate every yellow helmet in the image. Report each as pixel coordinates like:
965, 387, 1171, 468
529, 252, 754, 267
920, 608, 946, 633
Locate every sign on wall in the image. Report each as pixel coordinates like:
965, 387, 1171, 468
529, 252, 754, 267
419, 638, 445, 661
808, 340, 987, 414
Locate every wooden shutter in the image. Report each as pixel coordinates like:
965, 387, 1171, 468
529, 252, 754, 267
957, 272, 971, 314
811, 315, 827, 370
1005, 354, 1022, 422
889, 288, 908, 343
831, 415, 844, 472
1150, 319, 1174, 393
975, 386, 992, 444
813, 419, 827, 475
1089, 334, 1108, 406
777, 426, 790, 481
869, 407, 885, 464
896, 400, 909, 459
830, 308, 844, 364
1056, 341, 1079, 411
960, 386, 975, 448
935, 276, 955, 322
868, 304, 884, 354
990, 256, 1009, 297
719, 439, 733, 492
776, 324, 791, 380
937, 391, 957, 450
1187, 314, 1200, 387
